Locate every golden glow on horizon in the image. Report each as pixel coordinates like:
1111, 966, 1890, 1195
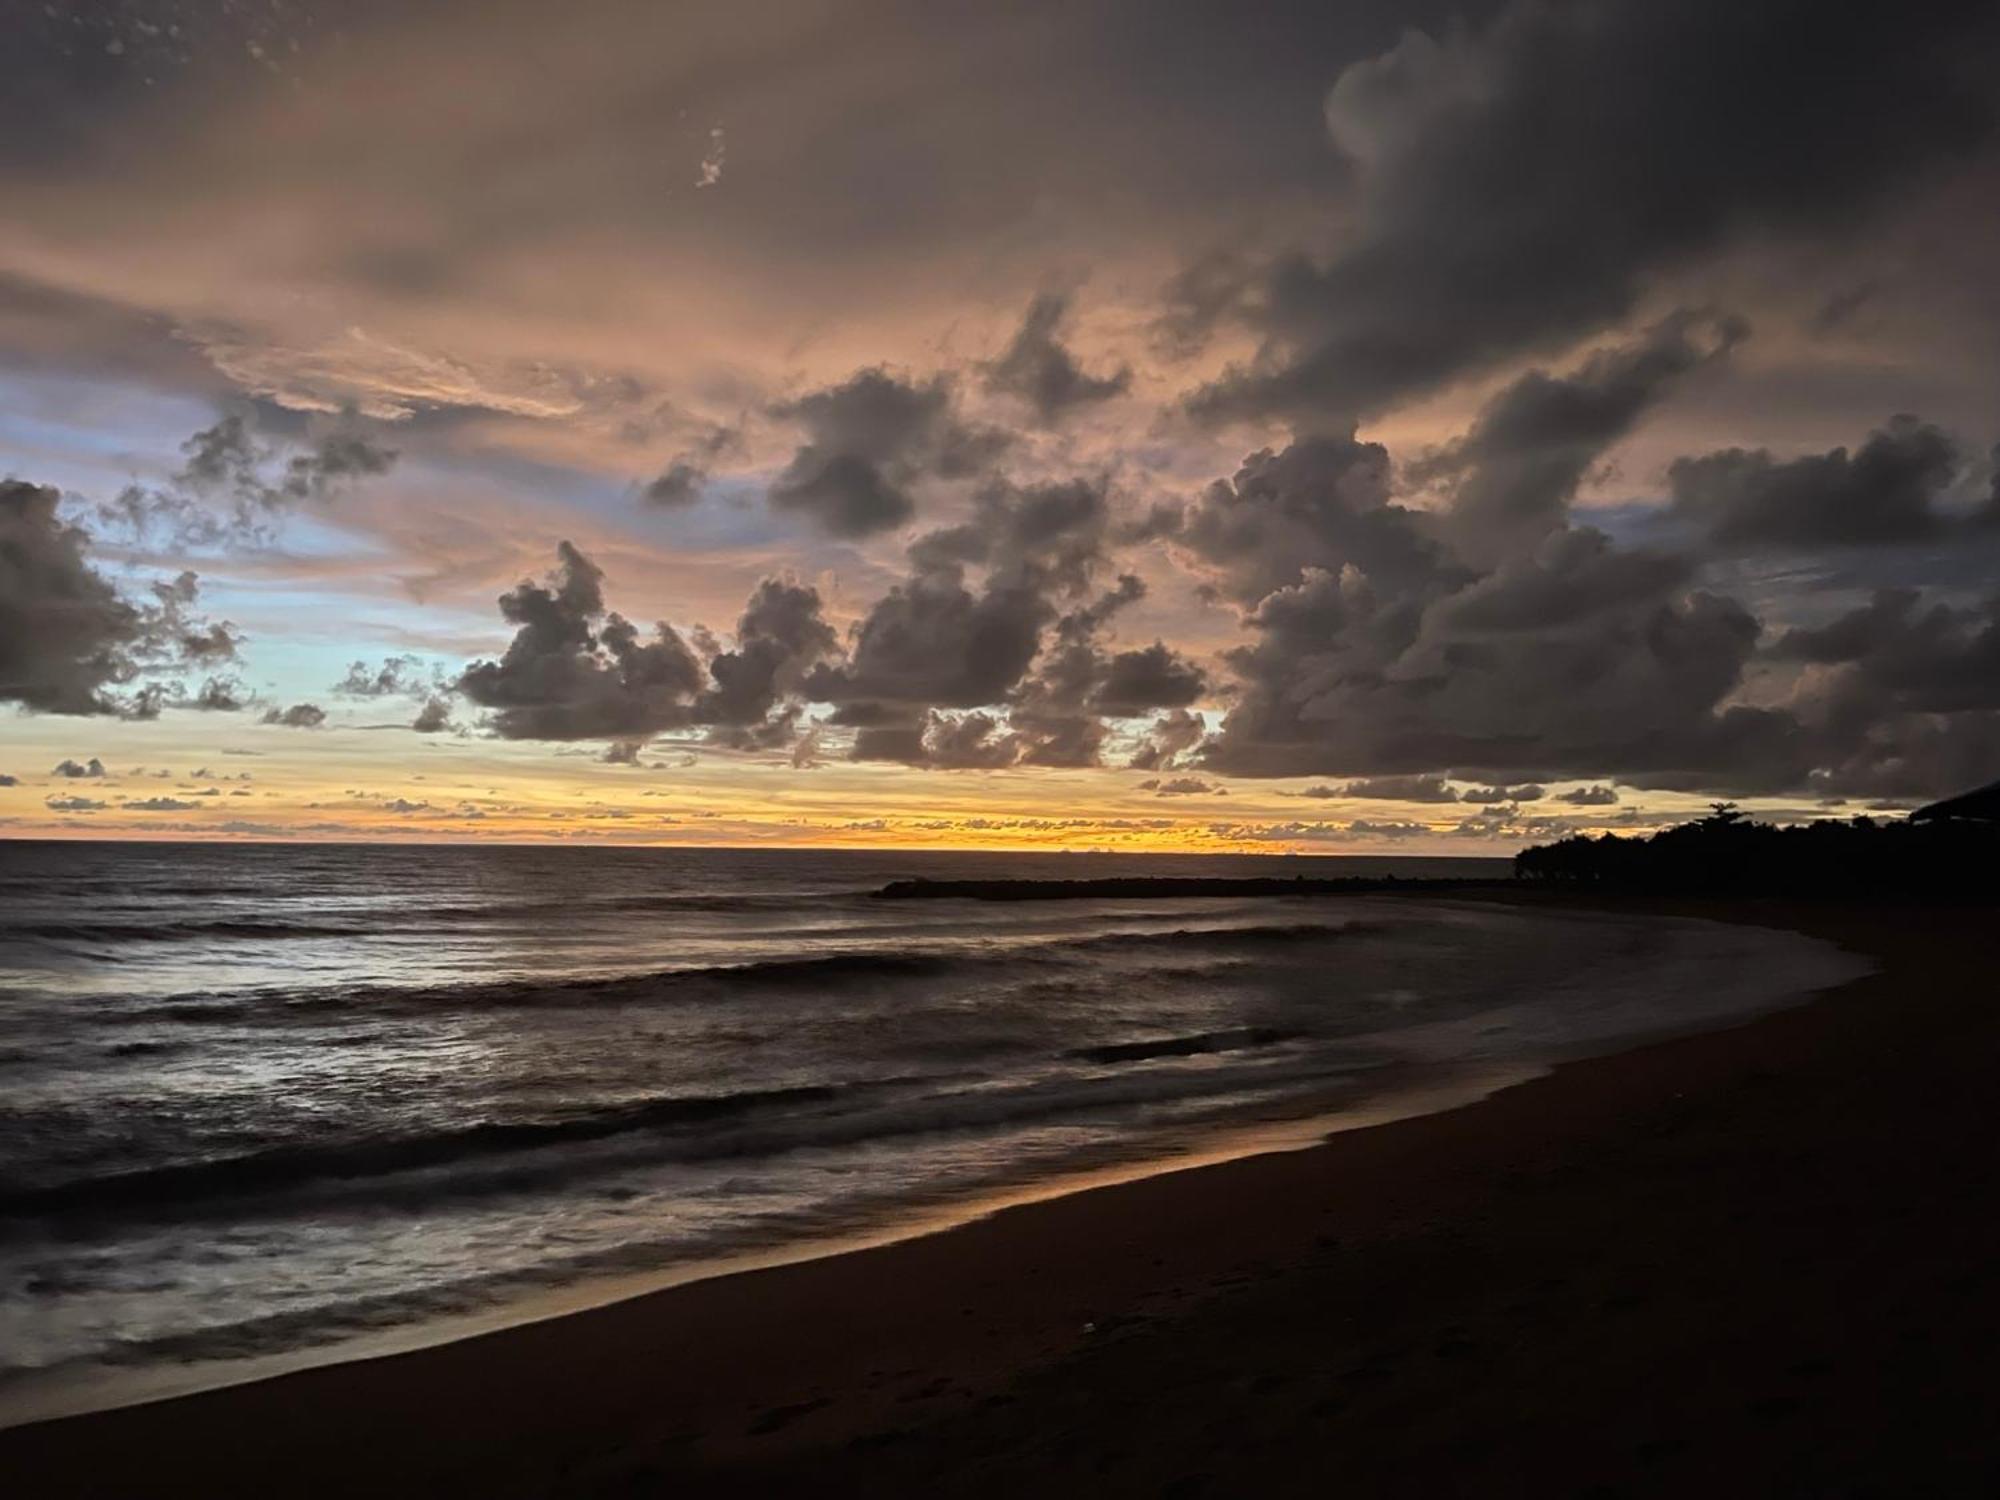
0, 716, 1772, 854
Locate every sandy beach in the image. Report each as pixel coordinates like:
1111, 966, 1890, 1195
5, 894, 1996, 1497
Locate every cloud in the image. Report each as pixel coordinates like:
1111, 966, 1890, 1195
1559, 784, 1620, 806
1148, 775, 1224, 797
642, 461, 707, 508
920, 711, 1021, 770
640, 422, 737, 510
1189, 0, 1995, 424
1185, 317, 1859, 789
1174, 431, 1441, 606
458, 541, 704, 740
1460, 783, 1544, 804
126, 796, 201, 812
982, 293, 1130, 424
1092, 643, 1207, 717
1, 482, 233, 717
411, 696, 454, 733
0, 773, 15, 786
808, 479, 1111, 716
96, 412, 399, 550
1336, 774, 1458, 803
767, 368, 1004, 537
184, 676, 249, 712
261, 703, 328, 728
695, 577, 839, 737
181, 414, 397, 507
335, 655, 435, 697
1669, 415, 1970, 550
44, 795, 106, 812
1759, 588, 2000, 796
52, 757, 107, 778
1128, 707, 1206, 772
1414, 311, 1743, 566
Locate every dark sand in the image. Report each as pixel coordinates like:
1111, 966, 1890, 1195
7, 896, 1998, 1497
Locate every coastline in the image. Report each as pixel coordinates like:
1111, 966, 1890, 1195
7, 894, 1995, 1495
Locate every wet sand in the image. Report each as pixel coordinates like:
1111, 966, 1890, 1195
6, 895, 1997, 1497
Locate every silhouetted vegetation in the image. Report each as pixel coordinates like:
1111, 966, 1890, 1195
1515, 804, 2000, 899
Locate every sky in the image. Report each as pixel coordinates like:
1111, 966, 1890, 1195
4, 0, 1998, 853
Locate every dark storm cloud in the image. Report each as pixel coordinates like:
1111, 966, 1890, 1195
982, 294, 1131, 424
1, 480, 235, 717
916, 711, 1021, 770
809, 566, 1051, 715
1127, 707, 1207, 772
1175, 431, 1446, 605
1003, 574, 1151, 768
1197, 430, 1778, 783
1190, 0, 1995, 424
1460, 782, 1544, 804
801, 474, 1203, 767
1415, 312, 1743, 566
1179, 310, 1900, 788
1336, 774, 1458, 803
694, 577, 838, 733
1772, 589, 2000, 717
808, 478, 1114, 717
767, 369, 1006, 538
1092, 643, 1207, 717
1668, 416, 1971, 550
1559, 784, 1619, 806
1, 481, 149, 716
1435, 528, 1693, 635
1766, 586, 2000, 796
458, 542, 705, 740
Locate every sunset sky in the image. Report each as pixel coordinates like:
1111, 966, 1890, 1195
4, 0, 1998, 851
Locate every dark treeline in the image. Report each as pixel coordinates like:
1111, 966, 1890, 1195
1515, 805, 2000, 899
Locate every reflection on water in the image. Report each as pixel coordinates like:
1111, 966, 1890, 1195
0, 841, 1859, 1420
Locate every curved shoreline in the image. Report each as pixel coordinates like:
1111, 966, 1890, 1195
0, 904, 1928, 1500
0, 898, 1856, 1437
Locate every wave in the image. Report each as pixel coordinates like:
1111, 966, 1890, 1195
0, 1082, 855, 1222
1067, 921, 1369, 952
90, 919, 1371, 1029
1066, 1026, 1298, 1065
5, 918, 373, 945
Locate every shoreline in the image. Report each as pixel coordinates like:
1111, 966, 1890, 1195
0, 1060, 1535, 1434
0, 897, 1841, 1435
7, 894, 1995, 1495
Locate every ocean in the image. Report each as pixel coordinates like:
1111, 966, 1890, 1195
0, 840, 1864, 1424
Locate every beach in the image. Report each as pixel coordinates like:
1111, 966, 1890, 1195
6, 892, 1995, 1496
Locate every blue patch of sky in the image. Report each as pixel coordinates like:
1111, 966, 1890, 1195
0, 368, 216, 496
